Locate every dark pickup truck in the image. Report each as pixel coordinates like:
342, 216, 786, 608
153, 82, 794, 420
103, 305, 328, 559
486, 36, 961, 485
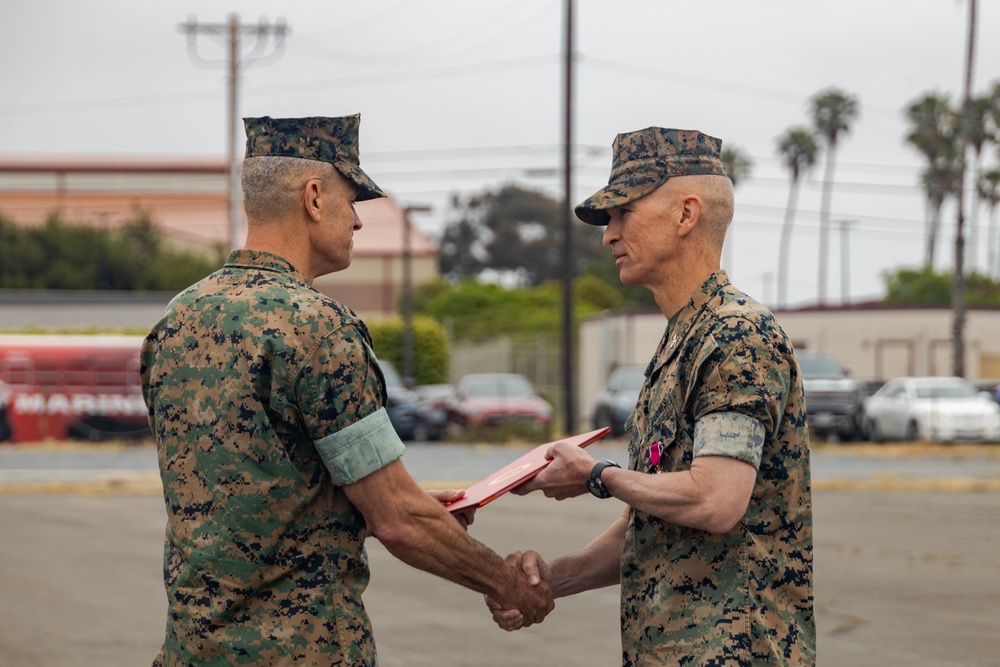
798, 350, 863, 442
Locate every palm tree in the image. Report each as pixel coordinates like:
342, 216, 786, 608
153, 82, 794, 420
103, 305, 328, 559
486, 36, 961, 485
979, 168, 1000, 279
904, 92, 960, 269
810, 87, 859, 306
721, 146, 754, 188
963, 95, 994, 271
919, 153, 963, 268
776, 127, 819, 308
720, 145, 754, 273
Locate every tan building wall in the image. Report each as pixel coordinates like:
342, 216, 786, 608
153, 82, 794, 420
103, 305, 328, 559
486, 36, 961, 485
579, 307, 1000, 427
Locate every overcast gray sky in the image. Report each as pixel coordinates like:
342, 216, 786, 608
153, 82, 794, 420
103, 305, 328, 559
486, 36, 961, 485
2, 0, 998, 307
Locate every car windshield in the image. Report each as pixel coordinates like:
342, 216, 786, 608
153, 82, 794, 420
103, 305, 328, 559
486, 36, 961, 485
612, 366, 645, 391
914, 382, 978, 399
798, 353, 844, 378
462, 375, 535, 398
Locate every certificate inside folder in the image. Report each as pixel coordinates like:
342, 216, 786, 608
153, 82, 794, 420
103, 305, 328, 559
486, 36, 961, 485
445, 427, 612, 514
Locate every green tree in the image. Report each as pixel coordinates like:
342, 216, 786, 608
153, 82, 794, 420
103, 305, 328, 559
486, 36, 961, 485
883, 266, 1000, 307
417, 277, 615, 344
811, 87, 859, 305
573, 273, 625, 312
776, 127, 819, 307
367, 316, 450, 386
580, 254, 657, 309
439, 184, 605, 286
0, 212, 221, 290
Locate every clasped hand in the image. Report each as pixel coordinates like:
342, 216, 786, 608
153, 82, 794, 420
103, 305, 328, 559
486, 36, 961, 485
485, 550, 552, 631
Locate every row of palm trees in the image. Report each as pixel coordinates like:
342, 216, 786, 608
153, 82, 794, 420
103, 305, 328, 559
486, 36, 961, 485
904, 84, 1000, 277
763, 83, 1000, 309
775, 87, 858, 309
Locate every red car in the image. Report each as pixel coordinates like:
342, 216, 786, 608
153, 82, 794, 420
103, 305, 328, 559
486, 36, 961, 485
445, 373, 553, 434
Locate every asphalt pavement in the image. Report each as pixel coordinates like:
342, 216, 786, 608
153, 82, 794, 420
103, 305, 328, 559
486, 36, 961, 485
1, 440, 998, 666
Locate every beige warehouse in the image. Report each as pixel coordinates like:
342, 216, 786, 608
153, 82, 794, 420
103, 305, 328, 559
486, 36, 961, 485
579, 306, 1000, 428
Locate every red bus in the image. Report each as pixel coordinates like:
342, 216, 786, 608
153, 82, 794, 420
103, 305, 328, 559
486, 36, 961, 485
0, 335, 150, 443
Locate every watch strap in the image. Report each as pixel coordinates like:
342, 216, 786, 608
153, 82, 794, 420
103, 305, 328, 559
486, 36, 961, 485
587, 460, 620, 499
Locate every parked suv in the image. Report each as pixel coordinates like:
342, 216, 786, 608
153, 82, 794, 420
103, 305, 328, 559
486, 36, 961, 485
797, 350, 862, 441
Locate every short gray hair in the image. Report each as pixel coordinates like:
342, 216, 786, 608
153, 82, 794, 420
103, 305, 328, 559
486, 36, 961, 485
241, 156, 336, 223
697, 175, 735, 247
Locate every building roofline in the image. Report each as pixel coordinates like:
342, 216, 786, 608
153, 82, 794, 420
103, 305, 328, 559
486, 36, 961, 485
0, 156, 228, 175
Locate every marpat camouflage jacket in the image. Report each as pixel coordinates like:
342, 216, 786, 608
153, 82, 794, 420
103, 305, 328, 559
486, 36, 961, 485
621, 271, 816, 666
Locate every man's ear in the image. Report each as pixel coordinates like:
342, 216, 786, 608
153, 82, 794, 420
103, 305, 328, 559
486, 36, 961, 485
676, 195, 702, 238
303, 179, 324, 223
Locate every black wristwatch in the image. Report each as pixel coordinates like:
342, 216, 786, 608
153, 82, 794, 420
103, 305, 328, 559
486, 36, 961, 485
587, 460, 621, 499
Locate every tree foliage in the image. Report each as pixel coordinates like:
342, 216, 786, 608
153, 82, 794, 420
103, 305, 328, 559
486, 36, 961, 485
883, 267, 1000, 307
367, 315, 451, 385
580, 255, 657, 309
438, 183, 607, 286
0, 212, 223, 291
417, 276, 624, 343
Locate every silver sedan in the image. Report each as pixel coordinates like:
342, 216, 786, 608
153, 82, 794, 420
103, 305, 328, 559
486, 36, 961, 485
862, 376, 1000, 443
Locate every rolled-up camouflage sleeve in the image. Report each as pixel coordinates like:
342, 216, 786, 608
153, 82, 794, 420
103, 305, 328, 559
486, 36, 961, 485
293, 325, 404, 484
693, 411, 765, 469
692, 314, 792, 444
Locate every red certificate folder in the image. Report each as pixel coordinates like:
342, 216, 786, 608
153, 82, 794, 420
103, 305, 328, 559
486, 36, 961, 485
445, 427, 612, 514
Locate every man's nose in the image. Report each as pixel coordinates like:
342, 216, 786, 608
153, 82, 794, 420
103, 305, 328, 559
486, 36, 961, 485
602, 221, 619, 247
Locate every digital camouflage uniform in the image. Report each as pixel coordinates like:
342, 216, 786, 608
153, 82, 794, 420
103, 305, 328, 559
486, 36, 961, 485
576, 128, 815, 665
620, 273, 815, 666
141, 115, 400, 666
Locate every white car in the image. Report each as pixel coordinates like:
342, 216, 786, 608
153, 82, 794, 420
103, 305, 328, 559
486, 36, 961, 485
862, 376, 1000, 443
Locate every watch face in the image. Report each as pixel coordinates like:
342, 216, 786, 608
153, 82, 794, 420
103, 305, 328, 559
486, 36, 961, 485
587, 463, 612, 499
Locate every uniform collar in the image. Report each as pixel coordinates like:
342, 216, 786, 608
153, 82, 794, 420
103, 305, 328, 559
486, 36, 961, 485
648, 270, 731, 375
224, 249, 309, 283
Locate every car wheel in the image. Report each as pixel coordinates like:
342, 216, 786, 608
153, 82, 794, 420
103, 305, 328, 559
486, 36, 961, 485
863, 418, 883, 443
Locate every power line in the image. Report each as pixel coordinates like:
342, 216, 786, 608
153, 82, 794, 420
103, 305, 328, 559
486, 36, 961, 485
178, 14, 288, 250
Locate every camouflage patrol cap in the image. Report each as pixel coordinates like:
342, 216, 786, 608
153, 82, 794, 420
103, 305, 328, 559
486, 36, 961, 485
243, 114, 386, 201
575, 127, 728, 225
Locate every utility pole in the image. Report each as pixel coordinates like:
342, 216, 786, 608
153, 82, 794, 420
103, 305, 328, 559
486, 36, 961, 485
402, 205, 432, 387
836, 219, 856, 305
179, 14, 288, 250
952, 0, 977, 377
561, 0, 576, 434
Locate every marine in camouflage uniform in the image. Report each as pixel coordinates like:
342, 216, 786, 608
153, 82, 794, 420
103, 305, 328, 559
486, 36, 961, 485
143, 115, 552, 666
620, 271, 814, 665
491, 128, 815, 665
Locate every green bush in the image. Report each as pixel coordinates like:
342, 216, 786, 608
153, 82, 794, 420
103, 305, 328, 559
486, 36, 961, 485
366, 316, 450, 385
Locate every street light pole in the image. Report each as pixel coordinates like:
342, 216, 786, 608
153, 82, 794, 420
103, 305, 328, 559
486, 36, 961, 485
561, 0, 576, 434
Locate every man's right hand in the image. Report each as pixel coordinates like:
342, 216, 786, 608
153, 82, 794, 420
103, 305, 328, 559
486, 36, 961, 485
486, 551, 553, 631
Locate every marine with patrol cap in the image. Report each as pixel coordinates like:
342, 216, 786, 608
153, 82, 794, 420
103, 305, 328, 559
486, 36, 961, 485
141, 114, 553, 667
488, 127, 816, 666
